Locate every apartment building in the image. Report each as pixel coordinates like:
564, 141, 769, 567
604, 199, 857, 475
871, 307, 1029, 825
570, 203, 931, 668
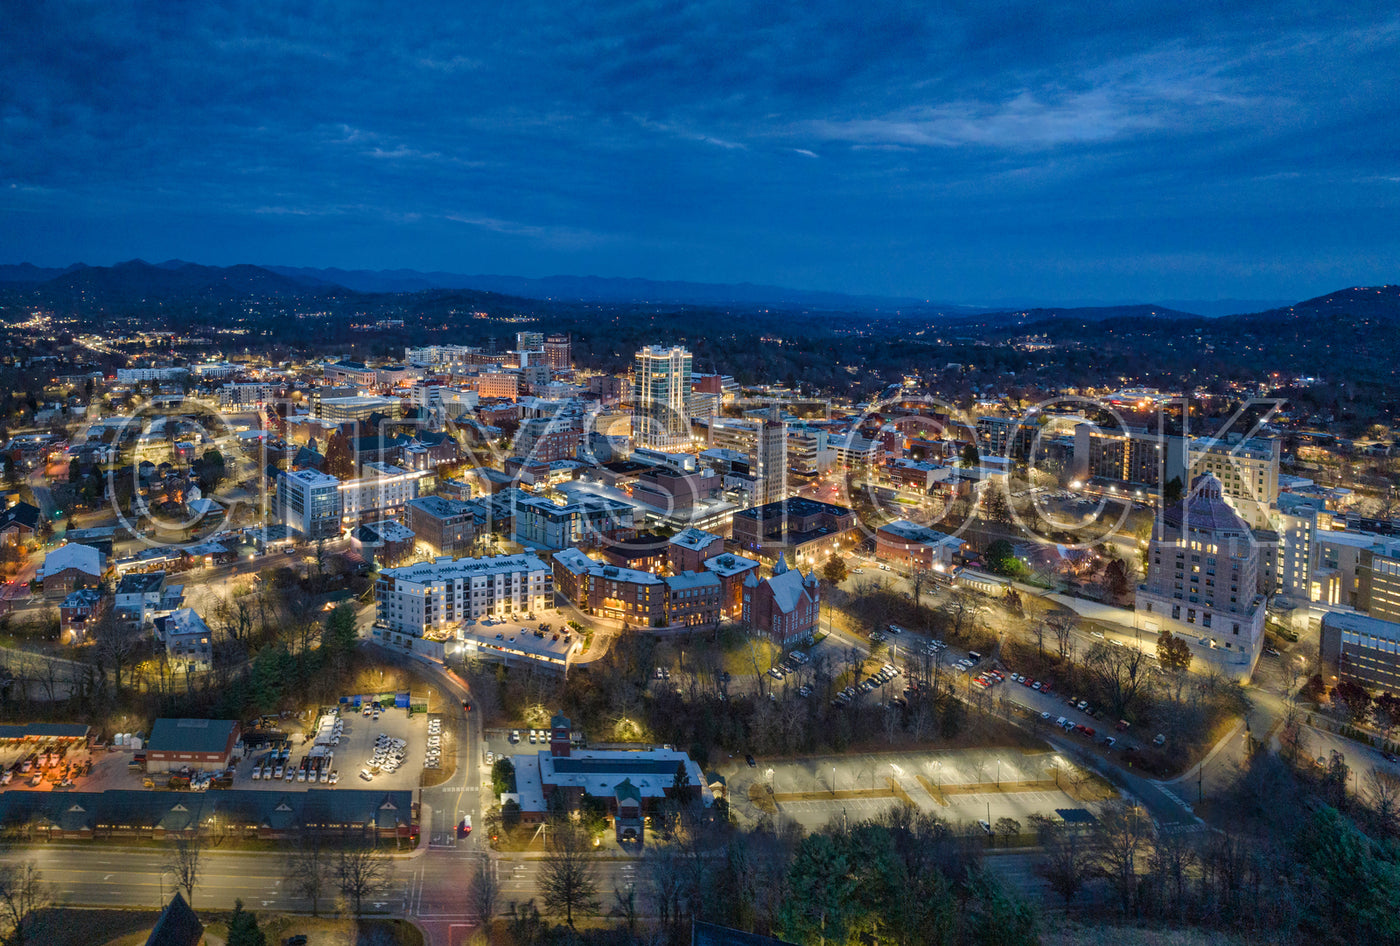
375, 553, 553, 638
709, 417, 787, 505
339, 463, 423, 527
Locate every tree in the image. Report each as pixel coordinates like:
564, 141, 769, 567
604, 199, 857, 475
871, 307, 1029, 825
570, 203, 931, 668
324, 603, 359, 660
468, 855, 500, 925
93, 607, 141, 696
166, 835, 205, 907
994, 817, 1021, 846
1367, 766, 1400, 837
539, 818, 599, 926
226, 899, 268, 946
1157, 629, 1193, 676
1093, 803, 1152, 917
336, 842, 389, 916
1164, 476, 1184, 504
1084, 641, 1150, 718
1048, 609, 1077, 661
779, 833, 858, 946
821, 556, 848, 586
984, 539, 1019, 576
284, 831, 333, 915
322, 429, 355, 479
1034, 821, 1089, 909
198, 448, 226, 493
0, 862, 51, 946
960, 442, 980, 468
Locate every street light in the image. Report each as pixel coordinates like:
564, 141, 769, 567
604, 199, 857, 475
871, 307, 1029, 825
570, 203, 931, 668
996, 758, 1002, 787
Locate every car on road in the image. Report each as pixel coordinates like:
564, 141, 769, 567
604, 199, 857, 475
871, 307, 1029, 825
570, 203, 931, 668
1264, 647, 1281, 657
463, 700, 472, 710
1040, 712, 1051, 720
768, 668, 784, 679
458, 815, 473, 837
745, 754, 756, 767
1090, 630, 1106, 639
977, 819, 992, 834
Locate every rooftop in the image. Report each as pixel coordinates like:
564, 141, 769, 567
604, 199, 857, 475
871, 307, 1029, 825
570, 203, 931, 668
147, 718, 239, 755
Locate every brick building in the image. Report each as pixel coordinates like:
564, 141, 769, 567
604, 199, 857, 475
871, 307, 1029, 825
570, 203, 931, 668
741, 554, 820, 646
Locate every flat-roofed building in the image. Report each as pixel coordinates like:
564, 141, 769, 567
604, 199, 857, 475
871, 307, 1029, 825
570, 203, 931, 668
1073, 423, 1189, 491
875, 520, 966, 571
276, 468, 343, 539
375, 553, 553, 638
1322, 610, 1400, 691
1190, 434, 1280, 530
406, 496, 478, 556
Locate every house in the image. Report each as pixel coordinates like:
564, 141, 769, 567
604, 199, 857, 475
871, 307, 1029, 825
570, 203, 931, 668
0, 502, 40, 546
153, 609, 214, 672
115, 572, 182, 628
145, 892, 204, 946
59, 588, 107, 643
39, 542, 105, 594
741, 554, 821, 646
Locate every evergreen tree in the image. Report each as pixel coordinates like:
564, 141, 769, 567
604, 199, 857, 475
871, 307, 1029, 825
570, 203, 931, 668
226, 899, 267, 946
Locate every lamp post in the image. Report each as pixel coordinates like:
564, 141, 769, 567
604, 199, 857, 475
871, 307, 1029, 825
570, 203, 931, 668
996, 758, 1002, 787
832, 765, 837, 796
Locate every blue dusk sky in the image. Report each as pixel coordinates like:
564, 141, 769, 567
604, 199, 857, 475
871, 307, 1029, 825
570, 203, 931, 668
2, 2, 1397, 303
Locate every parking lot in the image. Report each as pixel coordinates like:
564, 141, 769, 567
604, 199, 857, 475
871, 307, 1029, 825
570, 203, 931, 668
235, 703, 434, 792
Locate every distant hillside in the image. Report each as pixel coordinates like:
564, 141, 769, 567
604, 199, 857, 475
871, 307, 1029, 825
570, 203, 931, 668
0, 262, 89, 284
13, 259, 338, 306
976, 303, 1205, 328
1227, 284, 1400, 322
264, 265, 955, 312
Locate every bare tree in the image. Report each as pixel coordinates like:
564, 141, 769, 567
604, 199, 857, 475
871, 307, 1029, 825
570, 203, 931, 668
1367, 766, 1400, 835
1047, 609, 1077, 662
1084, 642, 1150, 718
1033, 820, 1089, 910
0, 862, 51, 946
92, 608, 140, 696
166, 835, 206, 906
1093, 803, 1154, 917
468, 854, 500, 925
539, 818, 599, 926
284, 829, 334, 915
336, 841, 390, 916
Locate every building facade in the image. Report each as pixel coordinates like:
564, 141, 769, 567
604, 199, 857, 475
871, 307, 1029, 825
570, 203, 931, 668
1134, 473, 1266, 670
632, 346, 693, 450
276, 468, 343, 539
375, 553, 553, 638
1189, 435, 1280, 530
741, 555, 820, 646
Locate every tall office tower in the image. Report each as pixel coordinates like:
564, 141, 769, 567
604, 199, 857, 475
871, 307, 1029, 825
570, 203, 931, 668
632, 345, 693, 450
544, 333, 572, 369
754, 417, 788, 505
1135, 473, 1266, 663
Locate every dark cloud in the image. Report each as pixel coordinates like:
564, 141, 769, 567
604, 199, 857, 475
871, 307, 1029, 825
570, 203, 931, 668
1, 1, 1397, 300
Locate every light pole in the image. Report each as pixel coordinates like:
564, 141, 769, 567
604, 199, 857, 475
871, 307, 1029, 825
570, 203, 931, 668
832, 766, 836, 796
996, 758, 1002, 787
